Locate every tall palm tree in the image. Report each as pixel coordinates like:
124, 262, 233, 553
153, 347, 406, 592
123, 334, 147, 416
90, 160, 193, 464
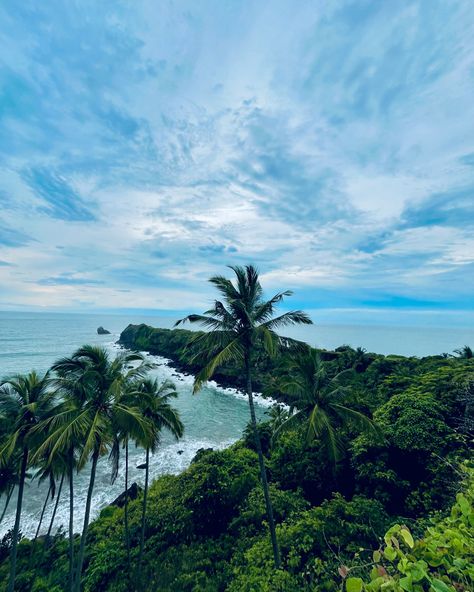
275, 349, 379, 465
30, 452, 68, 550
34, 345, 153, 592
109, 378, 156, 569
176, 264, 312, 568
134, 377, 183, 571
0, 370, 53, 592
0, 457, 18, 524
30, 386, 84, 591
46, 471, 65, 541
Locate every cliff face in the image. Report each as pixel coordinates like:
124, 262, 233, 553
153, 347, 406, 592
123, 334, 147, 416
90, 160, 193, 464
118, 324, 250, 390
117, 324, 340, 397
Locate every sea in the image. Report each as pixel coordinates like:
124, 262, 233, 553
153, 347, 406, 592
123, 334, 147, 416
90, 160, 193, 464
0, 310, 473, 538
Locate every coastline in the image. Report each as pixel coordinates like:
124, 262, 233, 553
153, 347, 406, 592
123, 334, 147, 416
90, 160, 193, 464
114, 341, 284, 410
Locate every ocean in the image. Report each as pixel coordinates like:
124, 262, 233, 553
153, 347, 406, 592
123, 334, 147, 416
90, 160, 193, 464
0, 310, 472, 538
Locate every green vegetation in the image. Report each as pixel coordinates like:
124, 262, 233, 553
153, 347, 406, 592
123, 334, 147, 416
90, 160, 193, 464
0, 265, 473, 591
0, 347, 182, 592
176, 264, 312, 567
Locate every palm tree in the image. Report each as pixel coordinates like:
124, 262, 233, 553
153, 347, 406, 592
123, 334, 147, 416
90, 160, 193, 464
275, 349, 379, 465
45, 471, 65, 541
31, 452, 68, 550
34, 345, 153, 592
176, 264, 312, 568
0, 457, 18, 525
134, 377, 183, 571
266, 404, 290, 443
454, 345, 473, 359
30, 387, 84, 591
109, 378, 156, 569
0, 370, 53, 592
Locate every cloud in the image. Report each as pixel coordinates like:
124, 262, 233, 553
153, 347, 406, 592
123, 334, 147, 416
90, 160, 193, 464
0, 223, 32, 247
37, 275, 105, 286
22, 168, 96, 222
0, 0, 473, 322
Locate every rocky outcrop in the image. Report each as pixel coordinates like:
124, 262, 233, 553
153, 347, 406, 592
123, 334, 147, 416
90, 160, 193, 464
111, 482, 142, 507
97, 326, 111, 335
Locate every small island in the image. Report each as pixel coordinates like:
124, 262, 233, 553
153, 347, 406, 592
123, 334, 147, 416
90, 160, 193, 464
97, 326, 111, 335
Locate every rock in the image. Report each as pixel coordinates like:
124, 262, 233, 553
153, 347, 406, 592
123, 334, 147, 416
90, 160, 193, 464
97, 326, 111, 335
111, 482, 142, 507
136, 462, 147, 470
177, 450, 184, 455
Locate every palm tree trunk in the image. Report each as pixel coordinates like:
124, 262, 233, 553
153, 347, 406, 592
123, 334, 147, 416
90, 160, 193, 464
7, 447, 28, 592
68, 452, 75, 592
46, 472, 64, 540
30, 483, 51, 557
74, 450, 99, 592
33, 484, 51, 542
124, 438, 131, 567
0, 486, 14, 524
245, 352, 281, 569
138, 447, 150, 569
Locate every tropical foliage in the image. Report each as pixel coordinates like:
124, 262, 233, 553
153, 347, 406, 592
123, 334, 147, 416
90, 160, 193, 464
0, 266, 473, 591
0, 347, 182, 592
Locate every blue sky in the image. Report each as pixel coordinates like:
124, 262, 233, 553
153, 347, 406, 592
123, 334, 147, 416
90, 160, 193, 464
0, 0, 473, 325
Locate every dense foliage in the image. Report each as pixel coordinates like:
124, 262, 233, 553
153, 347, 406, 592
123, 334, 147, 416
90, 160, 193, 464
1, 331, 473, 591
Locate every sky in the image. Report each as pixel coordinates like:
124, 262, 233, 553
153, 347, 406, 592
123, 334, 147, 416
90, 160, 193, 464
0, 0, 473, 326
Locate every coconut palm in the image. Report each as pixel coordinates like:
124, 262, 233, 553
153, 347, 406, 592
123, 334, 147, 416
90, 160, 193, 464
0, 370, 53, 592
266, 404, 290, 442
454, 345, 473, 359
34, 345, 153, 592
30, 452, 68, 552
109, 378, 156, 569
30, 387, 85, 591
176, 264, 312, 568
0, 457, 18, 525
45, 471, 64, 541
134, 377, 183, 571
275, 349, 379, 465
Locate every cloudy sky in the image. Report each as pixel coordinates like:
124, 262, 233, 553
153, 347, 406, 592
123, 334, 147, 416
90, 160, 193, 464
1, 0, 473, 325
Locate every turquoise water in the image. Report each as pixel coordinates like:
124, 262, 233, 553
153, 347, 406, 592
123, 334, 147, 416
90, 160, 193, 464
0, 310, 472, 537
0, 312, 269, 537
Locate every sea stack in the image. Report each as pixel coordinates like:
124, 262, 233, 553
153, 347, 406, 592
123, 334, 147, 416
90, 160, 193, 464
97, 326, 111, 335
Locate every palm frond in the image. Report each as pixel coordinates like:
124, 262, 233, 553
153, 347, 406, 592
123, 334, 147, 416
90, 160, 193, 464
193, 335, 245, 393
262, 310, 313, 330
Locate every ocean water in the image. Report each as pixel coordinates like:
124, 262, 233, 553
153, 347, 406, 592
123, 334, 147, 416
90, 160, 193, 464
0, 312, 270, 538
0, 310, 472, 538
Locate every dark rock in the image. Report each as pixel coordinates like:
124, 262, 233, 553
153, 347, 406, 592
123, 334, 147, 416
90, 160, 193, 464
136, 462, 147, 470
111, 482, 142, 507
97, 326, 111, 335
177, 450, 184, 455
191, 448, 214, 464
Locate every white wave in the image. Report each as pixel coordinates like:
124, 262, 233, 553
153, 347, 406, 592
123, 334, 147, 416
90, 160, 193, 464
0, 341, 283, 540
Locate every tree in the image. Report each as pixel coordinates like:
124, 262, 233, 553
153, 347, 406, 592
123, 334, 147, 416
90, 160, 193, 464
134, 377, 183, 572
0, 457, 18, 525
276, 349, 379, 465
176, 264, 312, 568
34, 345, 153, 592
0, 370, 53, 592
109, 377, 159, 570
454, 345, 473, 359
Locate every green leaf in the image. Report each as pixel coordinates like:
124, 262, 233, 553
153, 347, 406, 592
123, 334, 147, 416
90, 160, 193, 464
400, 576, 413, 592
346, 577, 363, 592
383, 545, 397, 561
372, 550, 381, 563
430, 579, 454, 592
400, 527, 414, 549
456, 493, 470, 517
